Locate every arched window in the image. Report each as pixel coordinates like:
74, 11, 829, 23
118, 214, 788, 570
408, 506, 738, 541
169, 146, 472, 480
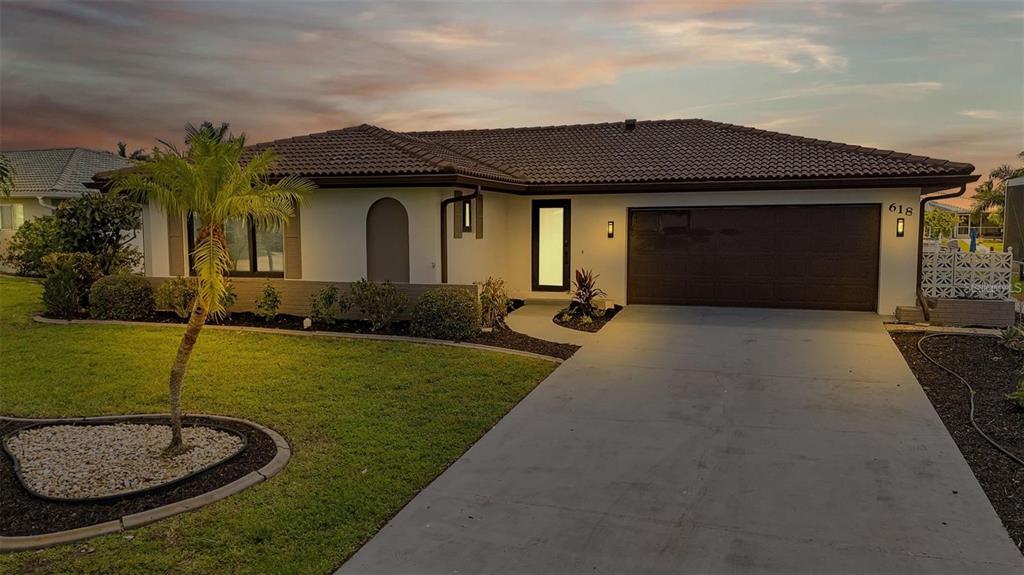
366, 197, 410, 282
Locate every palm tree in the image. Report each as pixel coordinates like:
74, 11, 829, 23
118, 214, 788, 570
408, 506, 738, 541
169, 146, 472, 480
112, 123, 314, 454
116, 141, 150, 161
0, 154, 14, 197
972, 151, 1024, 222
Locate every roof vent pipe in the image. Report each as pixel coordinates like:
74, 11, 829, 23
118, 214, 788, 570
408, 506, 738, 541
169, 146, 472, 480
624, 118, 637, 131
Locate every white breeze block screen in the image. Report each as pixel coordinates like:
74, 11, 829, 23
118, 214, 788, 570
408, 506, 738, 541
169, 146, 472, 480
921, 249, 1014, 300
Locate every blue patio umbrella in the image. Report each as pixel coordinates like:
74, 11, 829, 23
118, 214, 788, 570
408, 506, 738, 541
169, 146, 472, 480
969, 227, 978, 252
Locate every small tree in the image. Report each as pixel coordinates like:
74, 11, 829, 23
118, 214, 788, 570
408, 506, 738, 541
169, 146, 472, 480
54, 193, 142, 275
924, 209, 958, 239
113, 123, 314, 454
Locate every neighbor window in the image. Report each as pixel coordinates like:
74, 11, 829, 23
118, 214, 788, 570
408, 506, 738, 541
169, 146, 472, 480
188, 215, 284, 276
0, 204, 23, 231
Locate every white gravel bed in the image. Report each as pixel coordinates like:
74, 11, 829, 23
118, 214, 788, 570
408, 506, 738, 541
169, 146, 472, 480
4, 423, 243, 499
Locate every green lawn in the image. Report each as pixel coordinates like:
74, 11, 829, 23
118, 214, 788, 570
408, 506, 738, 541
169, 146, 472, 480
0, 276, 555, 574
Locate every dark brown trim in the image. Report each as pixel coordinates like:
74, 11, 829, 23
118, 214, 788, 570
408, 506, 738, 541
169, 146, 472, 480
475, 194, 484, 239
292, 173, 978, 196
453, 190, 463, 239
531, 199, 571, 292
440, 186, 479, 283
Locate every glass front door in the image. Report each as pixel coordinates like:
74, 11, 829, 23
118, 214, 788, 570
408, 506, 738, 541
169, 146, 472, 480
532, 199, 571, 291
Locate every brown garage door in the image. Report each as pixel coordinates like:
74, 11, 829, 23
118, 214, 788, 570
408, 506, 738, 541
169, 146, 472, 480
627, 205, 880, 311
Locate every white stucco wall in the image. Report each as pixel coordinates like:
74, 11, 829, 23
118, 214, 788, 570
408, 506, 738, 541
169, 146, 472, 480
501, 188, 923, 315
139, 185, 924, 315
140, 200, 175, 277
300, 188, 446, 283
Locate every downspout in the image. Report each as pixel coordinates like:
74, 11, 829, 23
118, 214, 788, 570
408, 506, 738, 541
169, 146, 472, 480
36, 196, 57, 210
439, 185, 480, 284
916, 184, 967, 320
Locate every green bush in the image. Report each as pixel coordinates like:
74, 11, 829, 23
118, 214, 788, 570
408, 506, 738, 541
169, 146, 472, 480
478, 277, 510, 328
255, 280, 282, 322
219, 281, 238, 318
1009, 372, 1024, 409
309, 285, 349, 327
40, 252, 101, 318
1, 215, 62, 276
155, 276, 197, 319
88, 274, 155, 320
411, 287, 481, 341
350, 279, 406, 332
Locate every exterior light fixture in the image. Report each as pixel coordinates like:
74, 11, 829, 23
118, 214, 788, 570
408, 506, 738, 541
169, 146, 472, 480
607, 220, 615, 238
896, 217, 905, 237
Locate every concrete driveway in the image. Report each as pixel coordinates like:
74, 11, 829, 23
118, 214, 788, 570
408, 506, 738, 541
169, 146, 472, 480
340, 306, 1023, 574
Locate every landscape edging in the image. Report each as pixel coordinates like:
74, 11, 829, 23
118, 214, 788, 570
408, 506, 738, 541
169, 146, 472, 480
32, 315, 564, 364
0, 413, 291, 553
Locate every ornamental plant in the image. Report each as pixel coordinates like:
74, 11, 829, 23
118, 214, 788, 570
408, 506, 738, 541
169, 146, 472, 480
255, 279, 282, 322
568, 268, 607, 319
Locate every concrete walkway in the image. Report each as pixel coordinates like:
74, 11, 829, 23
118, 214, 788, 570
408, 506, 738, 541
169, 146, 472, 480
504, 301, 595, 346
340, 306, 1023, 574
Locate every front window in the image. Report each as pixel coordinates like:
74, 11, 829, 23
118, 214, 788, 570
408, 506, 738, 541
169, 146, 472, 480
189, 215, 284, 276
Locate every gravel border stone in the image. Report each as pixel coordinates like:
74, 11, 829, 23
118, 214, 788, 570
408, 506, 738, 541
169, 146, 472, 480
0, 414, 290, 552
4, 422, 245, 501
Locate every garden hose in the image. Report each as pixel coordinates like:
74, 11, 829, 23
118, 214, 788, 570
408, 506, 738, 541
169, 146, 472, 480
915, 333, 1024, 468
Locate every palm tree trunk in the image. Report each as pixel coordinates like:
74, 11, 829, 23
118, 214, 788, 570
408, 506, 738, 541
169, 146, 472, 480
166, 302, 209, 454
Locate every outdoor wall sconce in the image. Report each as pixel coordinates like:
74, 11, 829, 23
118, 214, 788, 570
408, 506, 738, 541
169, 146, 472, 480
896, 217, 905, 237
607, 220, 615, 238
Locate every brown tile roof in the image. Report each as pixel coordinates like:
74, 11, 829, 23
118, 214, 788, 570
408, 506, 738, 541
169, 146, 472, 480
247, 119, 976, 187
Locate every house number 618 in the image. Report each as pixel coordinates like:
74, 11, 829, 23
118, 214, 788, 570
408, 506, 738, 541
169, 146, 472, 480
888, 203, 913, 215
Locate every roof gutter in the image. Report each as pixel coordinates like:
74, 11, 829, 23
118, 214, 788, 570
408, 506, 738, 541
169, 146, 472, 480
439, 185, 480, 284
916, 184, 968, 321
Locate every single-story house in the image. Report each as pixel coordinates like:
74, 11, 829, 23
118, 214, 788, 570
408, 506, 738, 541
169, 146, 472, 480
926, 197, 1001, 239
133, 119, 979, 315
1, 148, 135, 258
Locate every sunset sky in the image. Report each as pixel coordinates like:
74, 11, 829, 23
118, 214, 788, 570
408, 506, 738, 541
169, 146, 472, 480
2, 0, 1021, 188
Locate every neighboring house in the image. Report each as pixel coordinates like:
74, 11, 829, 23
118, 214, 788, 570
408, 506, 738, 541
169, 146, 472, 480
926, 197, 1002, 239
0, 148, 136, 259
131, 119, 978, 315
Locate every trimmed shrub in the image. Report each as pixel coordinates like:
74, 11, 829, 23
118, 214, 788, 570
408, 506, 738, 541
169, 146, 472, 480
478, 276, 510, 328
411, 287, 481, 341
309, 285, 349, 327
255, 279, 282, 322
88, 274, 155, 320
155, 276, 197, 319
40, 252, 101, 318
1, 215, 63, 276
350, 278, 406, 332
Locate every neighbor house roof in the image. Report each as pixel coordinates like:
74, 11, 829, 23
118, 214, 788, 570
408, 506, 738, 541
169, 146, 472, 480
245, 119, 978, 193
929, 197, 995, 213
3, 148, 134, 197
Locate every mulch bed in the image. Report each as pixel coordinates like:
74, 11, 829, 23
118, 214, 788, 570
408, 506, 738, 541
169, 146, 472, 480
891, 332, 1023, 554
0, 415, 276, 537
472, 326, 579, 360
552, 305, 622, 333
46, 304, 577, 360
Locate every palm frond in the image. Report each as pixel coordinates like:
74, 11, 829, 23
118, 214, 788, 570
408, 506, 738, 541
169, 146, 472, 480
191, 226, 233, 318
